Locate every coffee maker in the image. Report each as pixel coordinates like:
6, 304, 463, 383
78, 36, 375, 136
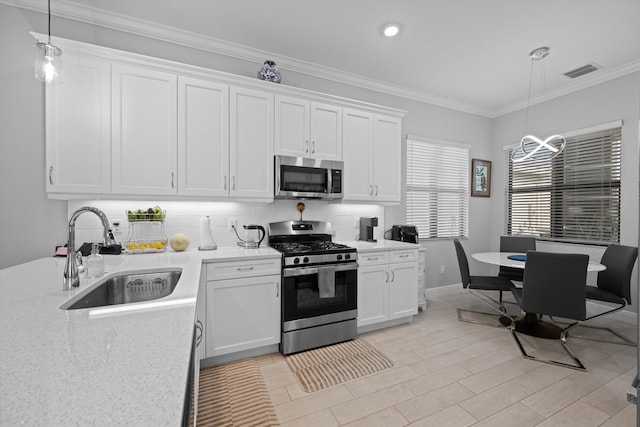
359, 217, 378, 242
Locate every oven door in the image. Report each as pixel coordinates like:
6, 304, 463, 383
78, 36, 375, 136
282, 262, 357, 330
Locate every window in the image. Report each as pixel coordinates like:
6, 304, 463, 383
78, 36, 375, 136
505, 123, 622, 244
406, 136, 469, 239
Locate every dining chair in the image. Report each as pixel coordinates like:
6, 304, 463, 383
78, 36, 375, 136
453, 239, 515, 327
576, 244, 638, 345
498, 235, 536, 283
510, 251, 589, 370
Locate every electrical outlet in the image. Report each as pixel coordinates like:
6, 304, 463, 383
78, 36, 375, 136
440, 265, 445, 274
228, 218, 237, 230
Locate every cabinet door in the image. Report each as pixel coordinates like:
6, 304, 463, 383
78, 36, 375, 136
177, 77, 229, 197
229, 87, 274, 199
46, 54, 111, 194
372, 115, 402, 202
310, 102, 342, 160
357, 264, 389, 327
389, 262, 418, 319
275, 95, 309, 157
342, 108, 374, 201
112, 64, 177, 195
205, 275, 280, 357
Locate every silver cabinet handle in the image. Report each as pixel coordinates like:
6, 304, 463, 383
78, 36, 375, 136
195, 320, 203, 346
385, 271, 389, 283
375, 185, 379, 196
237, 266, 254, 272
305, 140, 309, 153
311, 140, 316, 154
48, 166, 53, 185
232, 176, 236, 190
275, 282, 279, 298
171, 172, 175, 188
369, 184, 373, 196
391, 271, 395, 282
399, 254, 409, 258
224, 175, 227, 190
367, 257, 380, 261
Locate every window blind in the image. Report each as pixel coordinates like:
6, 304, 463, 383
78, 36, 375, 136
505, 126, 621, 244
407, 138, 469, 239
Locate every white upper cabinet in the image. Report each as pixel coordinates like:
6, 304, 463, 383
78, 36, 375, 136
342, 109, 401, 203
229, 87, 274, 199
178, 77, 229, 197
343, 109, 374, 201
46, 53, 111, 194
112, 64, 178, 195
275, 95, 342, 160
372, 115, 402, 202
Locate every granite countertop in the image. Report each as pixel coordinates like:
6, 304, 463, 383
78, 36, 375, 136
341, 239, 422, 252
0, 246, 280, 425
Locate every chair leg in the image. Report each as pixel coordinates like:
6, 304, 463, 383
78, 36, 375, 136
457, 289, 513, 328
550, 303, 635, 346
510, 319, 586, 371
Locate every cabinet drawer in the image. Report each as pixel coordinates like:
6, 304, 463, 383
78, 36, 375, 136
358, 251, 389, 266
390, 250, 418, 263
206, 258, 280, 281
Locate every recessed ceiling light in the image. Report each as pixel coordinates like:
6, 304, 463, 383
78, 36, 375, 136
382, 23, 401, 37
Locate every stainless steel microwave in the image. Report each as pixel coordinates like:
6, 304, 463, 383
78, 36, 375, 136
274, 155, 344, 200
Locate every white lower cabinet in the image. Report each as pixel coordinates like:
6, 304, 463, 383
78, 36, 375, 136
204, 259, 281, 358
357, 249, 418, 328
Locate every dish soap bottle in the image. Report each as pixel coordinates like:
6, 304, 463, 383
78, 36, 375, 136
86, 243, 104, 278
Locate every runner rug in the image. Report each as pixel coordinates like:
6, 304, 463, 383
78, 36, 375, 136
285, 339, 394, 393
191, 358, 279, 426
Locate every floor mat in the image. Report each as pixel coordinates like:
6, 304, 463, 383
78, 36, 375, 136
191, 358, 279, 426
285, 339, 393, 393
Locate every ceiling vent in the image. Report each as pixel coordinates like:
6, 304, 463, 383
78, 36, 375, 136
564, 63, 602, 79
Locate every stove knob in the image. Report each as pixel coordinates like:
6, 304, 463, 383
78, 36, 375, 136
303, 257, 309, 263
345, 254, 351, 260
293, 258, 300, 264
337, 254, 343, 260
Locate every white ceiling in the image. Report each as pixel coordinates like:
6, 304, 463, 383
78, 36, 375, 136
9, 0, 640, 117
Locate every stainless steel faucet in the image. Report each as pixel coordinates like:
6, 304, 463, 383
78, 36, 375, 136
63, 206, 116, 290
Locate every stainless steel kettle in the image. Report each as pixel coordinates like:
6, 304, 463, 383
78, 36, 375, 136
232, 224, 266, 249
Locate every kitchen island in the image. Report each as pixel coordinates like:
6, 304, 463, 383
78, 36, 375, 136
0, 247, 280, 425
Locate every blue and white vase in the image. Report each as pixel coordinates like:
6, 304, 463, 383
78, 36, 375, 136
258, 60, 282, 83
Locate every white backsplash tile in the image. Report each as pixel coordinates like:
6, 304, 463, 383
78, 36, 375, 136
67, 200, 386, 248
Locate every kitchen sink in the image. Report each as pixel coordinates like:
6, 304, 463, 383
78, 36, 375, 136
60, 268, 182, 310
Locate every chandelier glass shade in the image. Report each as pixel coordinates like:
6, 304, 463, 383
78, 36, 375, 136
34, 0, 63, 84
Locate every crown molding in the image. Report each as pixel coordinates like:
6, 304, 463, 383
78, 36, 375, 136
4, 0, 639, 118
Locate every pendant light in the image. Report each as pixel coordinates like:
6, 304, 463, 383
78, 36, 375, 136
34, 0, 63, 84
512, 47, 564, 163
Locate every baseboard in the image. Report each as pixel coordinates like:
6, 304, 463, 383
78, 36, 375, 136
200, 344, 279, 368
425, 283, 638, 327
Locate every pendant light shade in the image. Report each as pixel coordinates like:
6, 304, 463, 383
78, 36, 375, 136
34, 0, 63, 84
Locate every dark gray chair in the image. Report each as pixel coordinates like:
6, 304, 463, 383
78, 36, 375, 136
510, 251, 589, 370
453, 239, 515, 327
577, 244, 638, 345
498, 235, 536, 283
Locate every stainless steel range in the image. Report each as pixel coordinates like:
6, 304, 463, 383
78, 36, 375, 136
268, 220, 358, 355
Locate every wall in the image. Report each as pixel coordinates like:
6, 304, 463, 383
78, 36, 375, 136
0, 3, 494, 281
490, 72, 640, 311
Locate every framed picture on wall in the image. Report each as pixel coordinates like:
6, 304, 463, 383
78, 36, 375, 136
471, 158, 491, 197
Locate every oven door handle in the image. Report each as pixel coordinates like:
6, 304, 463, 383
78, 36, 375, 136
283, 262, 358, 277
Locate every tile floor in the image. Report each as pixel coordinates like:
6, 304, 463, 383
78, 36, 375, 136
255, 292, 638, 426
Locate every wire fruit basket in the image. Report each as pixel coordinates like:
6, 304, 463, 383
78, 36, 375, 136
124, 208, 167, 253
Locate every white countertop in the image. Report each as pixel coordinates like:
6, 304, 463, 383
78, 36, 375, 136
0, 246, 280, 425
341, 239, 422, 252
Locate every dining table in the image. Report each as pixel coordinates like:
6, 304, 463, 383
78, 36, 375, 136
471, 251, 606, 338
